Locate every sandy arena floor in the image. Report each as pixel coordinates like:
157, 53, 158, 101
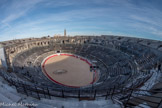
42, 54, 95, 87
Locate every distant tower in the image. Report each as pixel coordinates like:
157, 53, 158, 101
64, 29, 66, 37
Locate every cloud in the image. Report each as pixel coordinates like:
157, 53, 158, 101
1, 0, 43, 24
149, 27, 162, 36
130, 15, 158, 26
1, 0, 162, 41
43, 0, 76, 7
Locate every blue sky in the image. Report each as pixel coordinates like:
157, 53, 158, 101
0, 0, 162, 41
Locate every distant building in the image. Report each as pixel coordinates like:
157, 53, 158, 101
64, 29, 66, 37
54, 34, 61, 37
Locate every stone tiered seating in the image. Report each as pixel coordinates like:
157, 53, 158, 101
1, 38, 160, 103
1, 36, 162, 108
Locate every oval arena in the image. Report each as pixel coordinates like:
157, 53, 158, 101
42, 53, 97, 87
0, 35, 162, 107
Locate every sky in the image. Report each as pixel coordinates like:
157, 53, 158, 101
0, 0, 162, 41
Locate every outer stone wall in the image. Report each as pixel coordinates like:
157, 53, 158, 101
0, 45, 7, 68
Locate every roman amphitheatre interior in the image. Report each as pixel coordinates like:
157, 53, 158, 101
0, 34, 162, 108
